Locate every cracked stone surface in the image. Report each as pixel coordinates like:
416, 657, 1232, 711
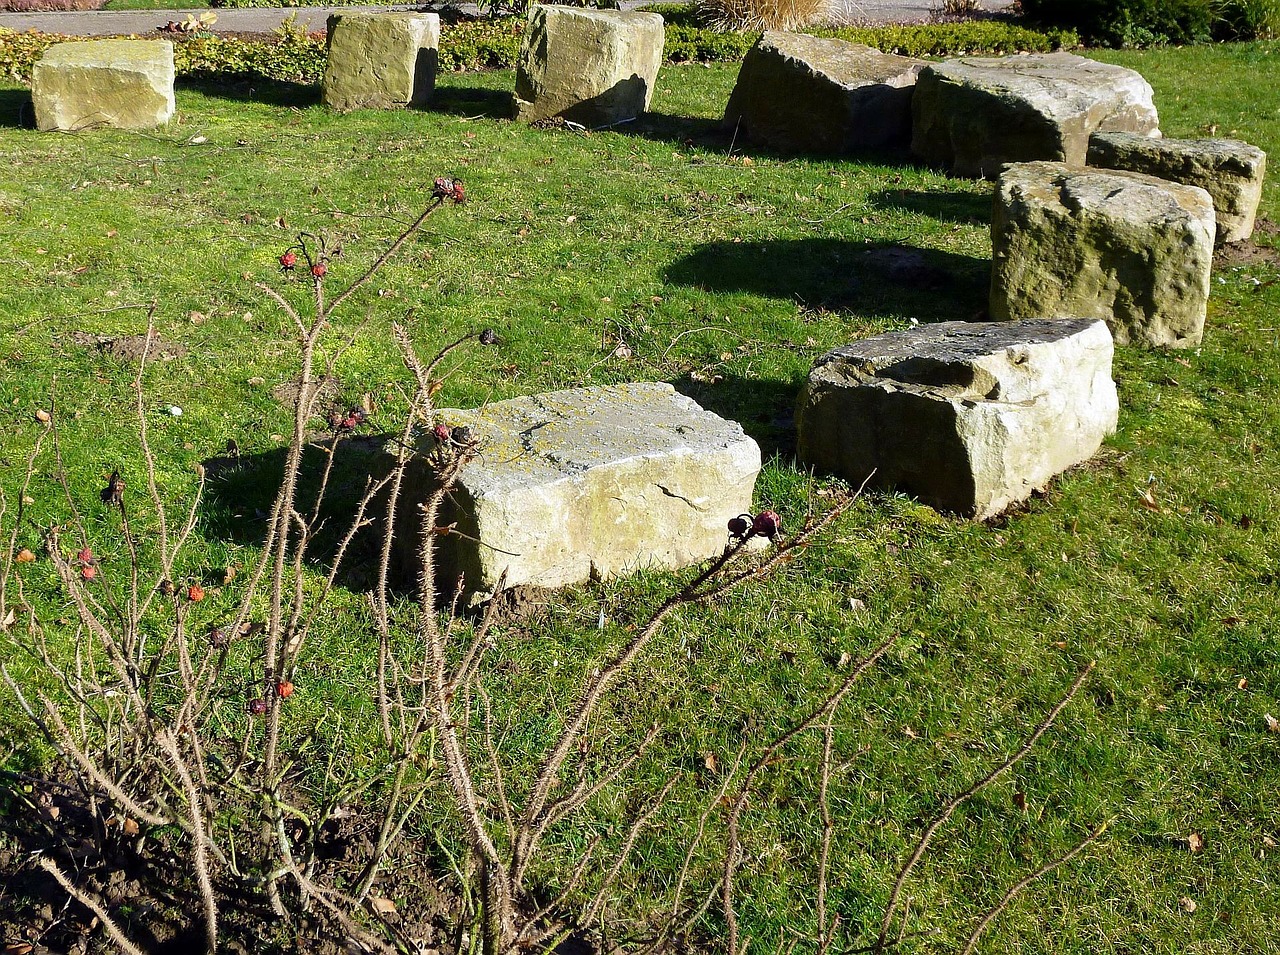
911, 52, 1159, 178
722, 32, 922, 153
322, 12, 439, 111
1088, 131, 1267, 244
403, 383, 760, 597
513, 5, 664, 126
990, 161, 1215, 348
32, 39, 174, 131
796, 319, 1118, 520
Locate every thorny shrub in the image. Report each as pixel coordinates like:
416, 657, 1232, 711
2, 182, 1109, 954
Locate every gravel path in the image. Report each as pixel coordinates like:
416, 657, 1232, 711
0, 0, 1013, 37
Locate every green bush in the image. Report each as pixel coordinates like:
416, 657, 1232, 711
1212, 0, 1280, 37
0, 13, 1077, 87
1020, 0, 1217, 45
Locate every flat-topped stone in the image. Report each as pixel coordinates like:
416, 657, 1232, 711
796, 319, 1118, 520
1087, 131, 1267, 244
405, 383, 761, 597
32, 39, 174, 131
322, 12, 440, 111
722, 32, 923, 153
990, 162, 1215, 349
513, 5, 664, 126
912, 52, 1159, 178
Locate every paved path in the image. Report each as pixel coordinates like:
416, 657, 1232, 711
0, 0, 1012, 36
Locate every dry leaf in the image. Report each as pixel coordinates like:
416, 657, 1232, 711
1, 608, 14, 632
1238, 678, 1248, 690
1222, 616, 1244, 628
837, 651, 851, 669
370, 896, 397, 915
1265, 713, 1280, 734
848, 597, 866, 614
902, 725, 919, 739
1179, 897, 1197, 914
34, 409, 51, 424
1013, 791, 1027, 812
1263, 835, 1276, 848
1187, 832, 1204, 853
7, 943, 35, 955
1137, 487, 1162, 512
121, 816, 139, 836
702, 752, 718, 773
16, 548, 35, 563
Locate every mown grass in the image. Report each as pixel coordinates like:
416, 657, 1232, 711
2, 44, 1280, 953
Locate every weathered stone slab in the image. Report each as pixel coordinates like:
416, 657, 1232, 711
1088, 131, 1266, 244
32, 39, 174, 131
911, 52, 1159, 178
990, 162, 1215, 349
721, 32, 922, 153
322, 12, 440, 111
796, 319, 1118, 520
513, 5, 664, 127
406, 383, 761, 596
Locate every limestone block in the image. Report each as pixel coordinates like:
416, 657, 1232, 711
32, 39, 174, 132
513, 5, 664, 127
990, 162, 1215, 349
1088, 131, 1266, 244
911, 53, 1159, 178
323, 12, 440, 111
406, 383, 761, 597
796, 319, 1118, 520
721, 32, 922, 153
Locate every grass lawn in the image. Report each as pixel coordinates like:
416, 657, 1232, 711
1, 43, 1279, 953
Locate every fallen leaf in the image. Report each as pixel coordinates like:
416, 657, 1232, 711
902, 725, 919, 739
121, 816, 139, 836
369, 896, 397, 915
702, 752, 718, 773
1187, 832, 1204, 853
34, 409, 51, 424
848, 597, 866, 613
1137, 487, 1162, 512
1013, 791, 1027, 812
1222, 616, 1244, 628
1179, 897, 1197, 914
837, 651, 851, 669
16, 548, 35, 563
1265, 713, 1280, 734
7, 942, 35, 955
1264, 835, 1276, 848
1238, 678, 1249, 690
1, 608, 14, 631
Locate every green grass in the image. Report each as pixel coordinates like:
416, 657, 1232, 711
103, 0, 210, 10
3, 45, 1280, 953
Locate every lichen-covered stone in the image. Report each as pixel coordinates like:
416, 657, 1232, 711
722, 32, 922, 153
322, 12, 440, 111
513, 5, 664, 127
32, 39, 174, 131
401, 383, 760, 598
1088, 131, 1266, 244
796, 319, 1118, 520
990, 162, 1215, 349
912, 53, 1159, 178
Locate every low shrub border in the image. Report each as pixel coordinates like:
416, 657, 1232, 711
0, 15, 1078, 86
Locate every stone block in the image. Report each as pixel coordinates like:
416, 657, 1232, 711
513, 5, 664, 127
990, 162, 1215, 349
323, 12, 440, 111
911, 52, 1159, 178
1088, 131, 1266, 244
796, 319, 1118, 520
722, 32, 922, 153
403, 383, 761, 597
32, 39, 174, 132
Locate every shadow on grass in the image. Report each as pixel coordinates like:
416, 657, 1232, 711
625, 110, 726, 149
201, 432, 395, 594
179, 74, 321, 108
869, 187, 993, 226
673, 371, 803, 461
664, 237, 991, 322
0, 88, 35, 129
429, 84, 513, 120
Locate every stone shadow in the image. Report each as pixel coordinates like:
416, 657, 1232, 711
869, 187, 993, 226
0, 87, 35, 129
672, 371, 804, 461
178, 75, 321, 108
428, 84, 513, 120
663, 237, 991, 323
200, 431, 395, 594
